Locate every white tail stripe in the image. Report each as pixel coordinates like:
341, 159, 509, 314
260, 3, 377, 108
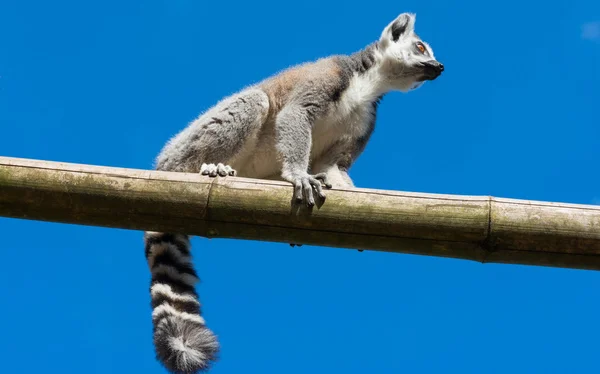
152, 264, 199, 286
153, 303, 206, 325
151, 284, 200, 305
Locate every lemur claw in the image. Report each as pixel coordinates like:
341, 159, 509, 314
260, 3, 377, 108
313, 172, 333, 189
201, 163, 237, 177
290, 243, 303, 247
291, 173, 331, 207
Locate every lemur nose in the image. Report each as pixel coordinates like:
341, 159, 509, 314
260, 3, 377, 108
437, 63, 444, 72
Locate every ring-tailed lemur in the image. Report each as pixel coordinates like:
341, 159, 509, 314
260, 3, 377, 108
144, 12, 443, 373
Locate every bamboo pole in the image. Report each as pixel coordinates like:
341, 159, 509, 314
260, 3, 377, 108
0, 156, 599, 270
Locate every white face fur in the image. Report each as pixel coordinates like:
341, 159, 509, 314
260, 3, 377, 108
377, 13, 444, 92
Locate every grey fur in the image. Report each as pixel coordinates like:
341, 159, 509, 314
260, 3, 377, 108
145, 12, 443, 373
156, 89, 269, 173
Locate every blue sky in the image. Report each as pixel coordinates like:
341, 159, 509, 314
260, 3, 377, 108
1, 1, 599, 373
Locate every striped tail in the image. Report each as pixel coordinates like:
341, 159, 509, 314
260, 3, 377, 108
144, 232, 219, 373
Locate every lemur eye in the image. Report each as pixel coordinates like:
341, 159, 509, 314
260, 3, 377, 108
416, 43, 426, 54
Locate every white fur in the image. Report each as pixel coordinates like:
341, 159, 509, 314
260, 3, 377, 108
342, 58, 386, 106
157, 316, 219, 372
311, 64, 387, 164
153, 303, 206, 325
334, 66, 387, 131
168, 335, 209, 369
151, 283, 200, 305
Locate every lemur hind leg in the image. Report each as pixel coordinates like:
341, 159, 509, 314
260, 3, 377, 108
155, 88, 270, 174
200, 162, 236, 177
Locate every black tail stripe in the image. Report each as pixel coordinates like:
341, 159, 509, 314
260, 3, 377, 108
151, 274, 198, 296
151, 251, 198, 278
144, 242, 152, 259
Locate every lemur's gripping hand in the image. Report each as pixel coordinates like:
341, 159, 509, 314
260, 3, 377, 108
275, 99, 333, 207
288, 172, 332, 207
201, 163, 237, 177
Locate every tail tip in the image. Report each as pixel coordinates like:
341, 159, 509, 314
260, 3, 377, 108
154, 316, 219, 374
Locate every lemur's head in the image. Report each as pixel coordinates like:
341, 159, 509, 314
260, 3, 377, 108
377, 13, 444, 92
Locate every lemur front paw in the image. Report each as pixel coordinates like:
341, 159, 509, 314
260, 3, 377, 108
200, 163, 237, 177
290, 173, 332, 207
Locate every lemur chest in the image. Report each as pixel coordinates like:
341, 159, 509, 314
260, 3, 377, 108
311, 73, 380, 158
312, 102, 373, 146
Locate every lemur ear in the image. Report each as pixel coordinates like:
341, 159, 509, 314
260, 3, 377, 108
380, 13, 416, 45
